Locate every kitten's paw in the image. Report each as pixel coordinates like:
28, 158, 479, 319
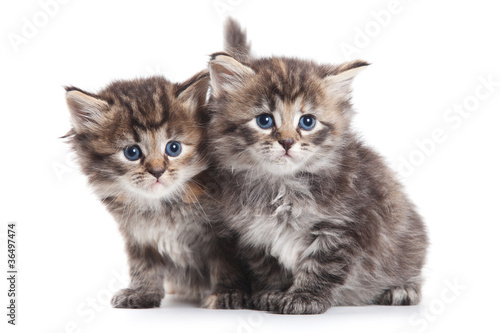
251, 290, 283, 311
374, 284, 421, 305
111, 288, 163, 308
204, 290, 249, 309
275, 292, 329, 315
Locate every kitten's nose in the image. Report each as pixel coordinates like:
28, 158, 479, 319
148, 168, 165, 179
278, 139, 295, 152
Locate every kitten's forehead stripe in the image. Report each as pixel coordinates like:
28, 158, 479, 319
268, 96, 277, 112
159, 87, 171, 123
105, 77, 174, 131
244, 57, 329, 106
131, 124, 141, 143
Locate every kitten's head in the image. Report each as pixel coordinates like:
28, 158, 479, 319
207, 53, 368, 176
65, 73, 209, 201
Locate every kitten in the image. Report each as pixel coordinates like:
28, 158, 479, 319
207, 22, 428, 314
64, 73, 248, 309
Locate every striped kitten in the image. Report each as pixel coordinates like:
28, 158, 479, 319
64, 73, 248, 309
207, 20, 428, 314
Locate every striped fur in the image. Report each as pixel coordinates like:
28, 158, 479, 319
64, 74, 249, 309
207, 24, 428, 314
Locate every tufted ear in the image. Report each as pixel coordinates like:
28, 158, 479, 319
324, 60, 370, 95
209, 53, 255, 97
176, 71, 210, 111
65, 87, 109, 134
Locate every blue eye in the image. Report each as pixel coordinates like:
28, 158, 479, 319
256, 114, 274, 129
124, 145, 142, 161
166, 141, 182, 157
299, 115, 316, 130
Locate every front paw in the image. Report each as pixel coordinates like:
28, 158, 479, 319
251, 290, 283, 311
204, 290, 249, 309
276, 292, 329, 315
111, 288, 164, 308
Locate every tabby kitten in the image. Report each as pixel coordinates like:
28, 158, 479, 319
64, 73, 248, 309
207, 22, 428, 314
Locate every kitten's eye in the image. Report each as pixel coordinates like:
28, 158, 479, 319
165, 141, 182, 157
256, 114, 274, 129
299, 115, 316, 130
124, 145, 142, 161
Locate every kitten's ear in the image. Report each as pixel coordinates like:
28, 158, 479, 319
209, 53, 255, 97
324, 60, 370, 95
65, 87, 109, 134
176, 71, 210, 110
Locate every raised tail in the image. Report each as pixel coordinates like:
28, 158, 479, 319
224, 18, 251, 60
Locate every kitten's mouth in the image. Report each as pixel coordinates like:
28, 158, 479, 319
273, 153, 295, 165
150, 180, 165, 189
281, 150, 295, 159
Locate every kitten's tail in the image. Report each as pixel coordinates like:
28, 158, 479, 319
224, 18, 251, 60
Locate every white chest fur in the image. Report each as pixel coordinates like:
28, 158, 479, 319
237, 184, 316, 270
240, 216, 309, 270
128, 208, 206, 267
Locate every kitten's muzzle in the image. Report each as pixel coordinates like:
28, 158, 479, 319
278, 139, 295, 152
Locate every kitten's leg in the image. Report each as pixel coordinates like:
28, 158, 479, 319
266, 223, 355, 314
248, 251, 294, 311
164, 280, 176, 295
374, 283, 422, 305
111, 243, 166, 308
203, 238, 251, 310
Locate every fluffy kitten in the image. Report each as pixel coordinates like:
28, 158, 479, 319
64, 73, 248, 309
207, 22, 428, 314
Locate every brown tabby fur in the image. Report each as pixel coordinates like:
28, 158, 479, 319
64, 73, 249, 309
206, 20, 428, 314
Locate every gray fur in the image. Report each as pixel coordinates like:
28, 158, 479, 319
64, 75, 249, 309
207, 23, 428, 314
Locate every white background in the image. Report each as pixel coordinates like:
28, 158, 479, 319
1, 0, 499, 332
